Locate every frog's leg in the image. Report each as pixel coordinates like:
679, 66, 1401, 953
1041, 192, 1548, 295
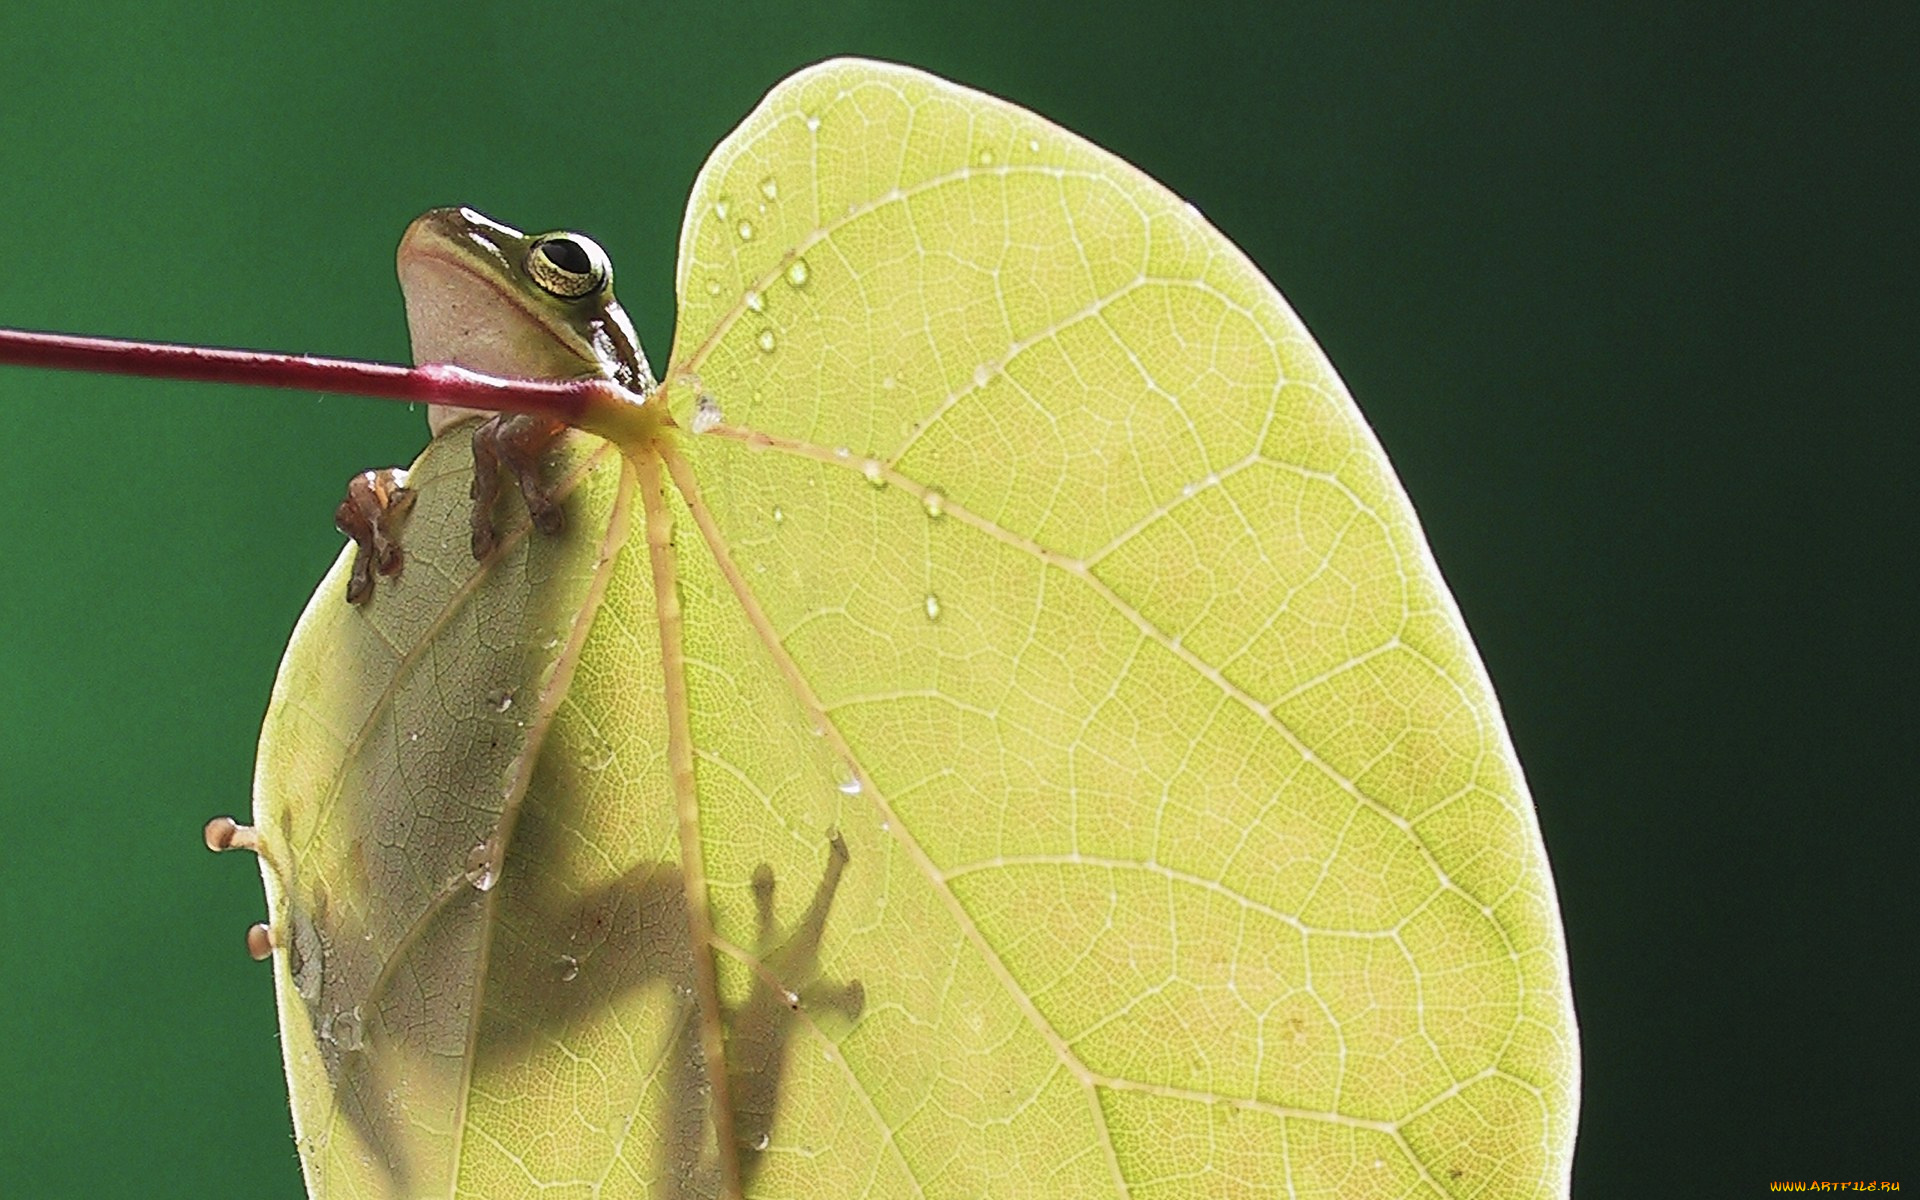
469, 412, 568, 559
727, 834, 864, 1181
751, 831, 851, 988
334, 468, 417, 605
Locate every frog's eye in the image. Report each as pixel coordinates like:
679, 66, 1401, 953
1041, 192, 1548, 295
526, 233, 609, 299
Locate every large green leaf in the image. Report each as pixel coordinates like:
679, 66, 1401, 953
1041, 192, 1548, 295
253, 58, 1577, 1198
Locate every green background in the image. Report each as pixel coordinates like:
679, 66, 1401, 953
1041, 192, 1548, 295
0, 2, 1909, 1194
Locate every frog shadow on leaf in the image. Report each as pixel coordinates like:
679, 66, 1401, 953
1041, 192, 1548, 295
301, 797, 863, 1197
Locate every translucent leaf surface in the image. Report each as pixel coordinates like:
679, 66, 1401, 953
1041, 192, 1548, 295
253, 57, 1576, 1199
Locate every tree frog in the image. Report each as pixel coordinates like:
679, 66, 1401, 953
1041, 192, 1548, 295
335, 206, 654, 601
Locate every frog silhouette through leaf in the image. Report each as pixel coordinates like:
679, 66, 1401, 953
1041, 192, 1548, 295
225, 429, 869, 1197
229, 799, 860, 1197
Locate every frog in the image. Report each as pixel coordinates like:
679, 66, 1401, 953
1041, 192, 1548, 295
335, 206, 654, 603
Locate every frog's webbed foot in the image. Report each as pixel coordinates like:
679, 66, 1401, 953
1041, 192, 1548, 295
335, 468, 417, 606
469, 412, 568, 559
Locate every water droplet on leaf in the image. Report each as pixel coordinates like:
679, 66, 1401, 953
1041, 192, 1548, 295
759, 176, 779, 200
972, 363, 991, 388
757, 329, 777, 353
557, 954, 580, 982
786, 258, 809, 287
921, 490, 946, 518
737, 220, 755, 241
754, 1133, 770, 1151
862, 460, 884, 487
744, 289, 764, 313
465, 841, 500, 892
581, 736, 616, 772
924, 593, 942, 621
487, 689, 514, 714
837, 774, 863, 796
328, 1006, 364, 1051
715, 198, 731, 220
691, 394, 723, 434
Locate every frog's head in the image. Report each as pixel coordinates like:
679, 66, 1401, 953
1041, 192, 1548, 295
397, 207, 652, 435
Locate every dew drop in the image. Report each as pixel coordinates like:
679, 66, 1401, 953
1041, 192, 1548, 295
465, 841, 499, 892
879, 820, 890, 833
861, 459, 885, 487
407, 729, 421, 743
781, 989, 800, 1008
691, 394, 724, 434
880, 374, 896, 390
785, 258, 809, 287
759, 175, 779, 201
743, 288, 764, 313
704, 277, 722, 296
772, 506, 785, 523
977, 148, 995, 166
924, 593, 942, 621
972, 363, 992, 389
737, 220, 755, 241
833, 446, 850, 459
921, 489, 946, 518
805, 114, 821, 132
756, 329, 777, 353
487, 689, 515, 714
328, 1006, 364, 1051
715, 198, 731, 220
557, 954, 580, 983
581, 737, 616, 772
1028, 137, 1040, 152
753, 1133, 770, 1151
837, 774, 863, 796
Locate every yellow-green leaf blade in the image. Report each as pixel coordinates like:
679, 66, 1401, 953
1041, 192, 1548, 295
253, 433, 639, 1196
667, 57, 1577, 1197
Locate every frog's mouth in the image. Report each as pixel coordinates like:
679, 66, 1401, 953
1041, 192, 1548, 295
396, 231, 603, 440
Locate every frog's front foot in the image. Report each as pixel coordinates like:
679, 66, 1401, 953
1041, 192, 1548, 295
470, 412, 568, 559
335, 468, 417, 605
